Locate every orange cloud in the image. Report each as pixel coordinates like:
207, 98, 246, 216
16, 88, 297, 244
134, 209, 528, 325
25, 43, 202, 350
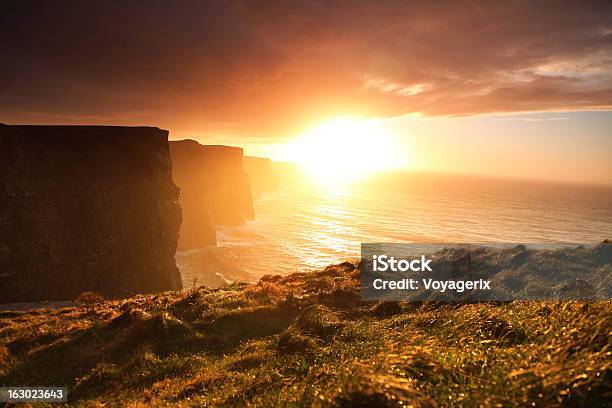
1, 1, 611, 138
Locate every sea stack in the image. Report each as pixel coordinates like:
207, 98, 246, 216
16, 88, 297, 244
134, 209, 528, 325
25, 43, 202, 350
243, 156, 280, 193
170, 140, 255, 250
0, 125, 183, 302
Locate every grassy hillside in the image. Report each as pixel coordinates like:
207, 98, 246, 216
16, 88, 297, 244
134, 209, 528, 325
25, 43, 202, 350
0, 262, 610, 407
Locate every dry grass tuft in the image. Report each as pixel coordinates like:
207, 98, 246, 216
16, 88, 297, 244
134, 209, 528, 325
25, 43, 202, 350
294, 304, 345, 338
76, 291, 105, 305
277, 327, 318, 355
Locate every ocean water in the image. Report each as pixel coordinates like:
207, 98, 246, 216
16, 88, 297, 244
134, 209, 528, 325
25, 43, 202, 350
176, 175, 612, 288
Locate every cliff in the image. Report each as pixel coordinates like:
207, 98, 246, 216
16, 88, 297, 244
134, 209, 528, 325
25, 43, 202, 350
244, 156, 280, 193
169, 140, 254, 250
0, 125, 183, 302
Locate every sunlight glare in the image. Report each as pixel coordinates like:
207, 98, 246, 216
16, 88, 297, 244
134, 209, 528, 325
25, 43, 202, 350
278, 117, 407, 186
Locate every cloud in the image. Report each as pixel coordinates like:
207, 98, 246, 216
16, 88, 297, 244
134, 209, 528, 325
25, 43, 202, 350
494, 116, 570, 122
1, 0, 611, 137
363, 79, 432, 96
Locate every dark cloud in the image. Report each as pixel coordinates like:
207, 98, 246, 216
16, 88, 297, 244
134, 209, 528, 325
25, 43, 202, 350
1, 0, 611, 137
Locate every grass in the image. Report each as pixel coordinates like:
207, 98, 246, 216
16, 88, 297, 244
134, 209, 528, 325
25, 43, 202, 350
0, 262, 610, 407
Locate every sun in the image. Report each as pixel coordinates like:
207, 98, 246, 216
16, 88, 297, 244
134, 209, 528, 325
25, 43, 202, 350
278, 117, 407, 186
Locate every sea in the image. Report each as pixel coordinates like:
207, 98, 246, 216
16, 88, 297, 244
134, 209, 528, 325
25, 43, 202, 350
176, 171, 612, 289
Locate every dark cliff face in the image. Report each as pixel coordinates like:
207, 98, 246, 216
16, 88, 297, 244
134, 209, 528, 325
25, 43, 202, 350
0, 125, 183, 302
244, 156, 280, 193
169, 140, 254, 251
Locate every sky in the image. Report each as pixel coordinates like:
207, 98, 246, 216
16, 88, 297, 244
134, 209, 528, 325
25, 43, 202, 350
1, 1, 611, 185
